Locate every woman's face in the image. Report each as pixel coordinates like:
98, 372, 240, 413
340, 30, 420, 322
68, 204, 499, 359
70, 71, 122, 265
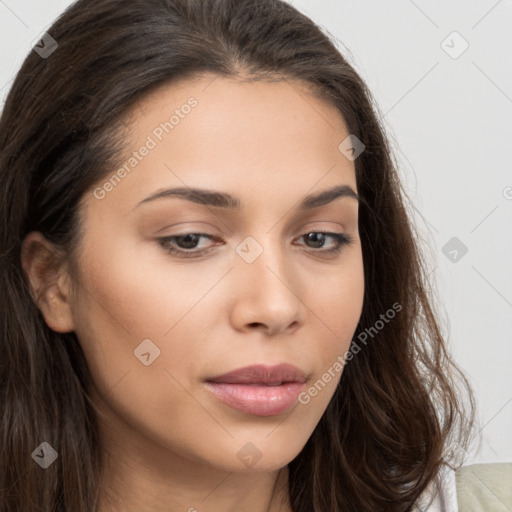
61, 74, 364, 473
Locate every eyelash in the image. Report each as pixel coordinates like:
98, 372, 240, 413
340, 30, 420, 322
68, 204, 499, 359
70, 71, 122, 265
156, 231, 354, 259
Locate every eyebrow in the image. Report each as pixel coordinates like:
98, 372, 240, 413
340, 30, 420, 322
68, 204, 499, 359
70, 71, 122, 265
134, 184, 359, 211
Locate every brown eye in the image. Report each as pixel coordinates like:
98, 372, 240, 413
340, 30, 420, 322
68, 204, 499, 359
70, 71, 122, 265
296, 232, 354, 254
156, 231, 354, 259
157, 233, 219, 258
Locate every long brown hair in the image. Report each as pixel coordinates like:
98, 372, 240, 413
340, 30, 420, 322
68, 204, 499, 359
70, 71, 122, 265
0, 0, 475, 510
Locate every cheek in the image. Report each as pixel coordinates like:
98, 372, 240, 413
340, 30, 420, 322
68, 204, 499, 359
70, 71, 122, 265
70, 237, 208, 391
70, 230, 253, 421
302, 249, 364, 398
70, 243, 228, 448
74, 229, 228, 334
313, 249, 364, 347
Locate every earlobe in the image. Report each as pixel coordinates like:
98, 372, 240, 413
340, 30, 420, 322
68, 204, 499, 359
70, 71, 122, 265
21, 231, 76, 333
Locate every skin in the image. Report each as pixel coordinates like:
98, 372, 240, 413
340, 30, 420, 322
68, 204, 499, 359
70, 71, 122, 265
22, 74, 365, 512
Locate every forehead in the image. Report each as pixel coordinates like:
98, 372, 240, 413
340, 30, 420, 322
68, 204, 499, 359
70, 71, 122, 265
86, 74, 357, 218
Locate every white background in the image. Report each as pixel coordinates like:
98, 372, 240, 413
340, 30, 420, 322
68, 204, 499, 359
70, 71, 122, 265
1, 0, 511, 465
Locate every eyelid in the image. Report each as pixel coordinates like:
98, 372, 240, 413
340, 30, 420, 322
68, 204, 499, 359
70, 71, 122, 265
156, 228, 354, 259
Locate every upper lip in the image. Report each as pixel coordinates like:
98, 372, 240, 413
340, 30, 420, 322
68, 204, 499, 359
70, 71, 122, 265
206, 364, 307, 385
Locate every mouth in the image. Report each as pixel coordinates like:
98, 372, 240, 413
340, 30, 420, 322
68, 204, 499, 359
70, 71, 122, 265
204, 364, 307, 417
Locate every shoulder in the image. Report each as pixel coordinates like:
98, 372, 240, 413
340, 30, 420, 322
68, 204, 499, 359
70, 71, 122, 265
455, 463, 512, 512
412, 462, 512, 511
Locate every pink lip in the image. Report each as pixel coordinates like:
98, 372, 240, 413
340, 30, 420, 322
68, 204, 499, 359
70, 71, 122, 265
204, 364, 307, 416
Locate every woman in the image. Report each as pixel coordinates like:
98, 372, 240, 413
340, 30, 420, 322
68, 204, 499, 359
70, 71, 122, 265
0, 0, 477, 510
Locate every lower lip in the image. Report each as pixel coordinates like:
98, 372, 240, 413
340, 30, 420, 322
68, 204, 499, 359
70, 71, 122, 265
204, 381, 306, 416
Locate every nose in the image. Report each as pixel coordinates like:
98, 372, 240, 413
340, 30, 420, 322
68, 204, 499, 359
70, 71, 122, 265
229, 241, 306, 337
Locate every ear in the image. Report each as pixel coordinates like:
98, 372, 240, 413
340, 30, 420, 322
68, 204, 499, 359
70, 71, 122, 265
21, 231, 75, 333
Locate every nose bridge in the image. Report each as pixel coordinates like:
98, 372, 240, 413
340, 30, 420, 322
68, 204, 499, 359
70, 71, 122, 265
233, 231, 303, 326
